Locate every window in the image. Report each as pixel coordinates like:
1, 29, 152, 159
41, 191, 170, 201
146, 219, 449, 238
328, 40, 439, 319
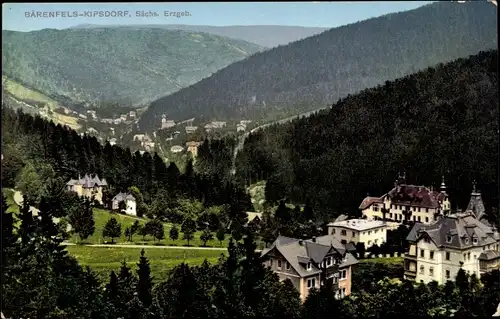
327, 257, 332, 266
430, 251, 434, 260
425, 217, 429, 223
307, 278, 316, 289
420, 265, 425, 274
373, 206, 379, 212
307, 262, 312, 270
270, 259, 273, 267
467, 252, 471, 260
368, 231, 372, 235
286, 261, 290, 270
420, 249, 425, 258
446, 270, 450, 279
429, 267, 434, 277
367, 240, 371, 246
341, 230, 347, 236
375, 229, 378, 234
446, 252, 450, 260
463, 253, 467, 260
332, 229, 336, 234
390, 213, 393, 219
277, 260, 282, 269
426, 208, 429, 213
341, 288, 346, 298
374, 239, 378, 244
352, 231, 355, 237
446, 235, 452, 243
340, 269, 347, 280
418, 216, 422, 222
464, 237, 469, 244
418, 207, 421, 212
473, 238, 478, 244
424, 237, 430, 243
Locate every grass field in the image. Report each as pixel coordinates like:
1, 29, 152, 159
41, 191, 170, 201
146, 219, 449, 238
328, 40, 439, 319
360, 257, 403, 265
66, 245, 227, 283
71, 208, 232, 248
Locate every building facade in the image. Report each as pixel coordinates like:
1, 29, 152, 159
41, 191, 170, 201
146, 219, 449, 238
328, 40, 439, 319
360, 174, 450, 225
66, 174, 108, 204
404, 187, 499, 284
112, 192, 137, 216
327, 219, 388, 248
261, 235, 358, 301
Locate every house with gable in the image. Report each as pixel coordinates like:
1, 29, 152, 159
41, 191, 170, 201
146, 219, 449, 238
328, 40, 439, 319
112, 192, 137, 216
261, 235, 358, 301
66, 174, 108, 204
404, 183, 500, 284
360, 173, 451, 225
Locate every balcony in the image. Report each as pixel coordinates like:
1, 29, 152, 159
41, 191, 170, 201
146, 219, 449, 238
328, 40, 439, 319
404, 253, 417, 261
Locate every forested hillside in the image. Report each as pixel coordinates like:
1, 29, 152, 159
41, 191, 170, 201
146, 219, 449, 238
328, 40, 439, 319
1, 106, 252, 227
235, 50, 499, 221
70, 24, 329, 48
139, 1, 497, 128
2, 28, 262, 107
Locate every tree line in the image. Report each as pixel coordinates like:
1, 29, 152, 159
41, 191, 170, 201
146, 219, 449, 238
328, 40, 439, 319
2, 193, 499, 318
235, 50, 499, 223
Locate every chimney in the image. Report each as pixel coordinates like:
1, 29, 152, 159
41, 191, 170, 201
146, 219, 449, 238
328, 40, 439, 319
312, 236, 316, 243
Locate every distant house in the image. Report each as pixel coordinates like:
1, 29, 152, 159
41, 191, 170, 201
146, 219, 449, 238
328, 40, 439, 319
86, 127, 98, 134
162, 119, 176, 129
102, 118, 113, 124
237, 123, 247, 132
171, 145, 184, 153
204, 124, 214, 132
109, 127, 115, 135
247, 211, 262, 223
261, 235, 358, 301
109, 138, 117, 146
211, 121, 227, 129
112, 192, 137, 216
240, 120, 252, 125
66, 174, 107, 204
186, 141, 201, 157
120, 114, 127, 121
129, 111, 136, 119
114, 118, 122, 125
133, 134, 146, 142
78, 114, 87, 120
185, 126, 198, 134
86, 110, 97, 119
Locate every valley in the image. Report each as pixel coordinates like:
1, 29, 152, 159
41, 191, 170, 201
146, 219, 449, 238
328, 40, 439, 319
2, 1, 500, 318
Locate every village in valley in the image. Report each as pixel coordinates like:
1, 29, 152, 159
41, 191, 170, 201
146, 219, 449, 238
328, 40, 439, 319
2, 1, 499, 318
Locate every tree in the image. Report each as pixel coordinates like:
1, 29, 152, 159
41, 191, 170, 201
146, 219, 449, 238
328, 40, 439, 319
136, 249, 153, 308
200, 228, 214, 246
68, 198, 95, 243
118, 200, 126, 214
138, 224, 148, 241
105, 271, 121, 317
145, 219, 164, 242
103, 217, 122, 243
125, 227, 132, 242
216, 227, 226, 247
181, 216, 196, 246
169, 224, 179, 241
130, 220, 140, 241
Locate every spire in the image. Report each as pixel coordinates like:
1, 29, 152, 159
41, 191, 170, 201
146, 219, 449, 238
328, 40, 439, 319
440, 175, 447, 193
471, 180, 479, 195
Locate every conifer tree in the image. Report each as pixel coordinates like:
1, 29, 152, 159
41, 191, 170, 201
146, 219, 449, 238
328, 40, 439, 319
103, 217, 122, 243
136, 249, 153, 308
69, 198, 95, 242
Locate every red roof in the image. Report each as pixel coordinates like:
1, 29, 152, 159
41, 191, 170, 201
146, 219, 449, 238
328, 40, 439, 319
359, 196, 384, 210
360, 184, 448, 210
387, 185, 446, 209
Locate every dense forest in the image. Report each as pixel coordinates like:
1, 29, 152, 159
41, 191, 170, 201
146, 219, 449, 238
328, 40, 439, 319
139, 1, 497, 128
235, 50, 499, 222
2, 195, 499, 318
2, 28, 262, 107
1, 106, 253, 230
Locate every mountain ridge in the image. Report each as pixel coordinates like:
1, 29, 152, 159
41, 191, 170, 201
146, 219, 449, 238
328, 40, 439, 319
2, 28, 263, 108
137, 1, 497, 130
67, 24, 330, 47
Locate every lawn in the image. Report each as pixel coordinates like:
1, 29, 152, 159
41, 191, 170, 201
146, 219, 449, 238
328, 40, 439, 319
66, 245, 227, 284
360, 257, 403, 265
70, 208, 232, 248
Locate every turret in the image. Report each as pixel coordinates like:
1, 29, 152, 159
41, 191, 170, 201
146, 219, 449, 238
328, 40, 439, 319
440, 175, 447, 193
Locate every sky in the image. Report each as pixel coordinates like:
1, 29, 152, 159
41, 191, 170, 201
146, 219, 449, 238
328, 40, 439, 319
2, 2, 434, 32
